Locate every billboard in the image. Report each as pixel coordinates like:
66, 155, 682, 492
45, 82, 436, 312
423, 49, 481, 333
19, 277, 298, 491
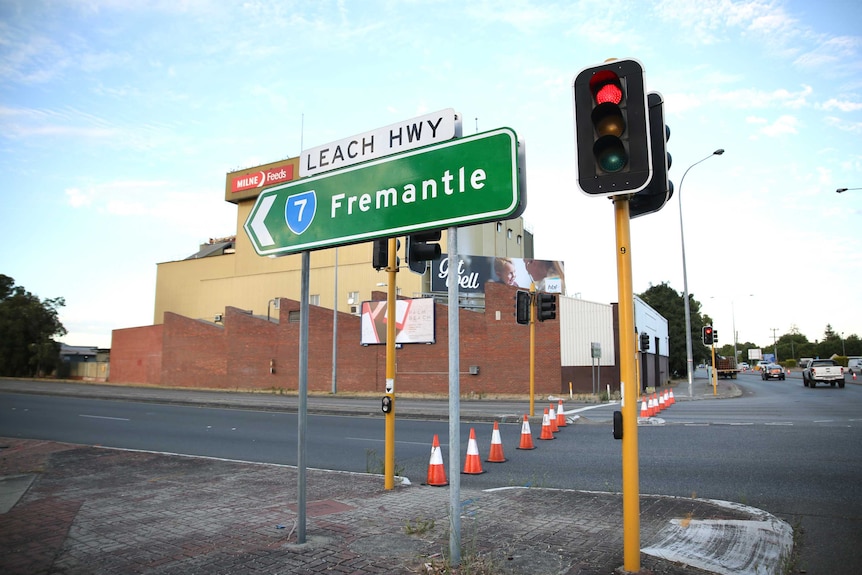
225, 157, 300, 204
360, 297, 436, 345
430, 254, 566, 295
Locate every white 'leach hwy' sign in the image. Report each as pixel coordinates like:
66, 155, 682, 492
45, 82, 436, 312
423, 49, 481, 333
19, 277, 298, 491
300, 109, 460, 178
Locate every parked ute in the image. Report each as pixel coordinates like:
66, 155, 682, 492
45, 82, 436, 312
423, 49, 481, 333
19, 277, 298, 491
802, 359, 845, 388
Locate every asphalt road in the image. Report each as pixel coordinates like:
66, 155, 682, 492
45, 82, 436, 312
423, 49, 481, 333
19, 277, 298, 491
1, 372, 860, 574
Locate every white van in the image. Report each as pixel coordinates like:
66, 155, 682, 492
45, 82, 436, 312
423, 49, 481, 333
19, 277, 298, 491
847, 357, 862, 375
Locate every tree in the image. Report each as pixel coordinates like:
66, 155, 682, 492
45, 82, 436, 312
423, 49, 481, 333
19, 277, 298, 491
0, 275, 66, 377
638, 282, 709, 378
816, 324, 844, 359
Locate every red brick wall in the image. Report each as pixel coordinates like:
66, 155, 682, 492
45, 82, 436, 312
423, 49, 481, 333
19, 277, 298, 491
109, 324, 163, 384
161, 313, 227, 388
109, 282, 565, 396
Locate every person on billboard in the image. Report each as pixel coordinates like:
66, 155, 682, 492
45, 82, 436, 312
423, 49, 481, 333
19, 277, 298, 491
493, 257, 519, 287
524, 259, 566, 294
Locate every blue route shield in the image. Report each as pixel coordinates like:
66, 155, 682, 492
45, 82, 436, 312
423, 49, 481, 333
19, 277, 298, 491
285, 190, 317, 235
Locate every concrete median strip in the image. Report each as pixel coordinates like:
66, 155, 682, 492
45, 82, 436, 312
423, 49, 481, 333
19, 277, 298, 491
642, 498, 793, 575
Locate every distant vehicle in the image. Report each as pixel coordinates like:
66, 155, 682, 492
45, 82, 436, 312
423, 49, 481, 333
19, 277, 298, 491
847, 357, 862, 375
802, 359, 844, 388
798, 358, 813, 369
739, 362, 750, 370
756, 360, 770, 371
761, 364, 785, 381
715, 355, 739, 379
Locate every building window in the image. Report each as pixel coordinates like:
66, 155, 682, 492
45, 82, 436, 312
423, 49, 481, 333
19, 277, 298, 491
310, 294, 320, 306
348, 291, 359, 305
496, 222, 502, 232
507, 228, 513, 239
288, 311, 301, 323
517, 234, 522, 245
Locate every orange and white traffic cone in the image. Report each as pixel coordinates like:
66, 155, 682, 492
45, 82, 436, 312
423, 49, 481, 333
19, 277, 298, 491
640, 396, 649, 419
425, 434, 448, 486
556, 399, 567, 428
658, 391, 666, 412
486, 421, 507, 463
462, 428, 485, 474
517, 415, 536, 450
647, 394, 656, 416
538, 408, 555, 440
853, 372, 857, 381
548, 403, 560, 433
668, 388, 676, 405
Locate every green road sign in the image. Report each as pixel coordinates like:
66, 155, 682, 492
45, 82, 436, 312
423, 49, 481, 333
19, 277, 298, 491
244, 127, 522, 256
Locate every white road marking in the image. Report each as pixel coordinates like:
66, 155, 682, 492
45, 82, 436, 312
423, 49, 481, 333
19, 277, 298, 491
79, 414, 130, 421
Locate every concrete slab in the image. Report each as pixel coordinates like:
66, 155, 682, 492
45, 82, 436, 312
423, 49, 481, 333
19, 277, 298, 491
0, 474, 36, 514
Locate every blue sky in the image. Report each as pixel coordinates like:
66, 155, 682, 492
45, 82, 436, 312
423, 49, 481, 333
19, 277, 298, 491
2, 0, 860, 351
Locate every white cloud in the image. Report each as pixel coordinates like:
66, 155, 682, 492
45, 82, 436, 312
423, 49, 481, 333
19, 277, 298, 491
819, 98, 862, 113
754, 115, 799, 138
825, 116, 862, 133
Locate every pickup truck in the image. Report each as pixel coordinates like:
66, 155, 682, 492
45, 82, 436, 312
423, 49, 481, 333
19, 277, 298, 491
802, 359, 845, 388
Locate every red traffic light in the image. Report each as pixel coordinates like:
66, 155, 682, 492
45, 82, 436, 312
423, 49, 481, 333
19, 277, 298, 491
573, 58, 652, 196
590, 71, 623, 105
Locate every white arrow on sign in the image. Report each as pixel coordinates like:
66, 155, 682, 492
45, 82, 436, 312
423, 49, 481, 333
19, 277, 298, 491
250, 194, 276, 246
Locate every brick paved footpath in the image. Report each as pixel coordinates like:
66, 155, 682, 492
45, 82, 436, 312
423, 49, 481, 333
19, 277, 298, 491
1, 438, 760, 575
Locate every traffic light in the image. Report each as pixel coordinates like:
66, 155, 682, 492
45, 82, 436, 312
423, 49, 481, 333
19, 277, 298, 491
515, 290, 531, 325
630, 92, 673, 218
536, 293, 557, 322
407, 230, 442, 274
702, 325, 714, 346
372, 238, 400, 270
573, 58, 651, 196
640, 331, 650, 352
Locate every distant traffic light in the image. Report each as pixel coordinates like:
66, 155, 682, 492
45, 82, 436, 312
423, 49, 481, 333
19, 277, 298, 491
573, 58, 652, 196
536, 293, 557, 322
372, 238, 400, 270
407, 230, 442, 274
640, 331, 650, 352
630, 92, 672, 218
702, 325, 714, 346
515, 291, 531, 325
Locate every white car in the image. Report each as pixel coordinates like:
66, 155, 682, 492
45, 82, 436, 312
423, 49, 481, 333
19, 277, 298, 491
739, 362, 750, 370
756, 360, 770, 371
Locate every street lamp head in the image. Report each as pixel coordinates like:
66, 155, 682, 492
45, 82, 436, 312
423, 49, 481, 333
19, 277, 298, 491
836, 188, 847, 193
714, 149, 725, 156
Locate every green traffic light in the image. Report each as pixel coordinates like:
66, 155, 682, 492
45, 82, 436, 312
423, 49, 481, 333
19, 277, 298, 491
594, 135, 627, 173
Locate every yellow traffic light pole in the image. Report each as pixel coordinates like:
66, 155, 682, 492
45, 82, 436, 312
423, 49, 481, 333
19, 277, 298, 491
529, 283, 536, 417
614, 196, 641, 572
384, 238, 397, 490
711, 343, 718, 396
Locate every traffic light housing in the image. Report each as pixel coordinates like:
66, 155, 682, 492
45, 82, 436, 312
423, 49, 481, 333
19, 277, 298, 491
372, 238, 400, 270
713, 330, 719, 344
515, 290, 531, 325
640, 331, 650, 352
573, 58, 651, 196
702, 325, 714, 346
536, 293, 557, 322
630, 92, 673, 218
407, 230, 442, 274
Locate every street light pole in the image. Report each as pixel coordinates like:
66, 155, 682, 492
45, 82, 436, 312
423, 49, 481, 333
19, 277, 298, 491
836, 187, 861, 193
679, 149, 725, 397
